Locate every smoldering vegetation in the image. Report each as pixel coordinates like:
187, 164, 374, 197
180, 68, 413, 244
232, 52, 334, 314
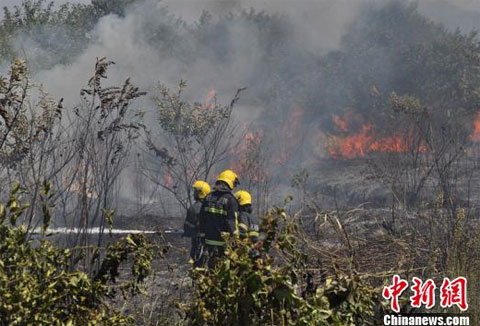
2, 0, 480, 324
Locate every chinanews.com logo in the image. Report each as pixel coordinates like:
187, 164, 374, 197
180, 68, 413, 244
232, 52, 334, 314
382, 275, 470, 326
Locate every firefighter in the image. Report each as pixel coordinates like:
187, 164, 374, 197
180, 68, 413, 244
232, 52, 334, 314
183, 180, 211, 262
198, 169, 240, 268
234, 190, 260, 243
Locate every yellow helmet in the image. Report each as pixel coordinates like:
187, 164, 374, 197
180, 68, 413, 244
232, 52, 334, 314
235, 190, 252, 206
216, 169, 239, 189
192, 180, 211, 199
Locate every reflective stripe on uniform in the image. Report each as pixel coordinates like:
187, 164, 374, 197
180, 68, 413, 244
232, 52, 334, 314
249, 231, 260, 237
238, 223, 249, 231
234, 211, 239, 236
204, 207, 228, 215
205, 239, 225, 246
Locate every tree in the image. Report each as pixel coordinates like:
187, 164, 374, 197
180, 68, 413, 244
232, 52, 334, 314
1, 0, 90, 68
0, 59, 55, 164
0, 0, 145, 68
231, 130, 271, 217
68, 57, 146, 263
0, 58, 67, 233
144, 81, 244, 209
91, 0, 140, 18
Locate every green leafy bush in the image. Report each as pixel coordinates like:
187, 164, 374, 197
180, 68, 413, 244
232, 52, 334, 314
0, 183, 160, 326
183, 208, 377, 326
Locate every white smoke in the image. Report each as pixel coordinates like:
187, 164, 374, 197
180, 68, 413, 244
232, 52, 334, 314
30, 0, 366, 106
5, 0, 480, 210
13, 0, 480, 107
162, 0, 364, 52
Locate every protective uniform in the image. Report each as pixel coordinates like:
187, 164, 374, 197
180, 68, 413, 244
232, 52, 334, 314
235, 190, 260, 243
198, 170, 239, 268
183, 180, 210, 261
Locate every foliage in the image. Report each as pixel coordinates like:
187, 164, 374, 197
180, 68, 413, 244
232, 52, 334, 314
0, 54, 145, 244
1, 0, 87, 67
90, 0, 139, 18
0, 183, 160, 325
153, 81, 231, 141
95, 232, 167, 297
323, 1, 480, 209
0, 58, 61, 167
323, 1, 480, 117
0, 0, 143, 68
183, 208, 376, 326
0, 55, 69, 236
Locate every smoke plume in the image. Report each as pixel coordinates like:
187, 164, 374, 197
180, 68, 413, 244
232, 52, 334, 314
4, 0, 480, 211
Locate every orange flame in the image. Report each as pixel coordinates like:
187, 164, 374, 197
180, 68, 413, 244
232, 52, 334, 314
332, 114, 348, 132
470, 111, 480, 141
163, 169, 174, 187
328, 115, 425, 159
230, 130, 267, 182
194, 89, 217, 121
203, 89, 216, 110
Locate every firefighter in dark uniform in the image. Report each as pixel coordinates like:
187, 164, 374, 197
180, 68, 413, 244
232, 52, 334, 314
183, 180, 211, 262
234, 190, 260, 243
198, 169, 240, 268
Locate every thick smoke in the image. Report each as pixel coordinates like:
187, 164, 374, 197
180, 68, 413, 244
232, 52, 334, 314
12, 0, 480, 126
30, 0, 364, 105
162, 0, 364, 52
8, 0, 480, 104
5, 0, 480, 212
25, 0, 370, 190
23, 0, 369, 208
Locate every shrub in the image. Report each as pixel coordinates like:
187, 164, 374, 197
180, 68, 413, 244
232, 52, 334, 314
183, 208, 377, 326
0, 183, 160, 326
